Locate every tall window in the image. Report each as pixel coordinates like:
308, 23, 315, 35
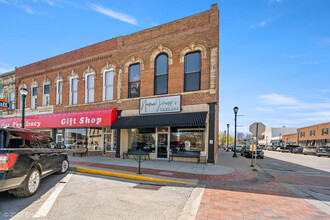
8, 92, 15, 110
128, 64, 140, 98
71, 78, 78, 105
310, 130, 315, 136
154, 53, 168, 95
86, 74, 94, 103
184, 51, 201, 92
104, 70, 113, 101
43, 84, 50, 106
56, 81, 63, 105
322, 128, 328, 135
31, 87, 37, 109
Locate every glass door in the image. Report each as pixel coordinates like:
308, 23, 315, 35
157, 133, 169, 159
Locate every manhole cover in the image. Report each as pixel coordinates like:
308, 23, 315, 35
133, 184, 163, 190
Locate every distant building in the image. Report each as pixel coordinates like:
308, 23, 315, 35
259, 126, 297, 146
282, 122, 330, 147
0, 70, 16, 117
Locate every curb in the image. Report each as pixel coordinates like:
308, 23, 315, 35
69, 166, 197, 186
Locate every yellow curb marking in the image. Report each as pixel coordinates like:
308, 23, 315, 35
76, 167, 197, 186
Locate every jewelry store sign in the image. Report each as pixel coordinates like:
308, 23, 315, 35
140, 95, 181, 115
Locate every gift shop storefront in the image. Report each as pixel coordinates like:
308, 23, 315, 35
0, 108, 117, 157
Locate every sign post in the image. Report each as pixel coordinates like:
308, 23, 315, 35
249, 122, 266, 171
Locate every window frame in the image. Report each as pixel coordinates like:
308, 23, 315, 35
31, 86, 38, 109
42, 84, 50, 106
70, 77, 78, 105
154, 53, 169, 95
128, 63, 141, 98
310, 130, 315, 136
103, 69, 114, 101
56, 80, 63, 105
8, 92, 15, 110
85, 73, 94, 103
184, 51, 201, 92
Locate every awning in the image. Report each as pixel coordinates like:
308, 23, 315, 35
111, 112, 207, 129
270, 139, 281, 143
0, 108, 117, 129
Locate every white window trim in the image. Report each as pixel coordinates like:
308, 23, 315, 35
56, 80, 63, 105
8, 92, 15, 110
42, 84, 50, 106
85, 73, 95, 104
69, 77, 78, 105
31, 86, 38, 109
102, 68, 114, 101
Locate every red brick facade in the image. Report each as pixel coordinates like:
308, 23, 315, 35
13, 4, 219, 162
283, 122, 330, 147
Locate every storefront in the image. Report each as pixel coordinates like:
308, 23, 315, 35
0, 108, 117, 157
112, 95, 209, 162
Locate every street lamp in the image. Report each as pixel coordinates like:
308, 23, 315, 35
226, 124, 229, 152
233, 106, 239, 157
20, 87, 28, 128
297, 130, 300, 146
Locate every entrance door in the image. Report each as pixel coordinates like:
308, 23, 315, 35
157, 133, 169, 159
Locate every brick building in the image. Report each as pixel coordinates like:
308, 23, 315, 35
0, 4, 219, 163
282, 122, 330, 147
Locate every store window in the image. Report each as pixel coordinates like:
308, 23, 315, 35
65, 128, 87, 149
43, 84, 50, 106
8, 92, 15, 109
154, 53, 168, 95
104, 70, 114, 101
86, 74, 94, 103
128, 128, 155, 152
103, 127, 117, 151
170, 128, 205, 153
184, 51, 201, 92
128, 63, 140, 98
70, 78, 78, 105
56, 81, 63, 105
31, 86, 38, 109
88, 127, 102, 150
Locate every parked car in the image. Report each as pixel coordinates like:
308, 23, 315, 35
276, 146, 281, 152
292, 147, 304, 154
266, 145, 273, 151
280, 146, 292, 153
272, 145, 280, 151
231, 145, 243, 152
315, 146, 330, 157
286, 145, 299, 153
0, 127, 69, 197
303, 147, 316, 155
241, 145, 264, 159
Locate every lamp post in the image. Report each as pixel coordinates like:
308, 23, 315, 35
297, 130, 300, 146
20, 87, 28, 128
226, 124, 229, 152
224, 131, 226, 149
233, 106, 239, 157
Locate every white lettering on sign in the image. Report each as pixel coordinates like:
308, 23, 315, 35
79, 117, 102, 125
61, 118, 77, 126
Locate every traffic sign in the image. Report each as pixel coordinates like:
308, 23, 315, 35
0, 99, 9, 110
249, 122, 266, 136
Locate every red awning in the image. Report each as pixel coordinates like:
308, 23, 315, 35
0, 108, 117, 129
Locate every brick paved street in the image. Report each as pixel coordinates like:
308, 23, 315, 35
196, 150, 330, 219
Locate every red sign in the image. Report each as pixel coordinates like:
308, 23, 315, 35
0, 108, 117, 129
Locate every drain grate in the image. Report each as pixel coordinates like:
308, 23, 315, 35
133, 184, 163, 190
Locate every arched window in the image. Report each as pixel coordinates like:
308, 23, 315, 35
184, 51, 201, 92
154, 53, 168, 95
128, 63, 140, 98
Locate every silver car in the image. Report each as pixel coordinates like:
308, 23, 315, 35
303, 147, 316, 155
315, 146, 330, 157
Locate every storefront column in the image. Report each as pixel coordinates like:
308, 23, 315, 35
115, 110, 122, 158
207, 102, 216, 163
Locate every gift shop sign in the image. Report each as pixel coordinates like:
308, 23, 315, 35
140, 95, 181, 115
0, 108, 117, 129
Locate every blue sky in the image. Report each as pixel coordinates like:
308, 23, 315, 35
0, 0, 329, 134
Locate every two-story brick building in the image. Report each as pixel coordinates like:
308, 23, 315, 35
0, 4, 219, 163
282, 122, 330, 147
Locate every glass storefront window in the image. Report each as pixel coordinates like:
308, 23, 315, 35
128, 128, 156, 153
170, 128, 205, 153
103, 127, 117, 152
65, 128, 88, 149
88, 127, 102, 150
34, 129, 52, 137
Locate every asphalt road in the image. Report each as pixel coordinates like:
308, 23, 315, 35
0, 172, 194, 220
